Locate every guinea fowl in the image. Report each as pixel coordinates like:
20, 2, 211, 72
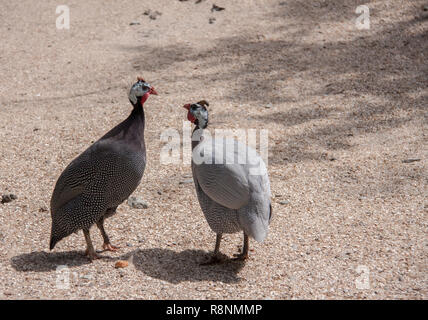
49, 77, 157, 260
183, 101, 272, 263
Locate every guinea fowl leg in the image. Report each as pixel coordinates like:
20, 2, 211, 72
96, 217, 120, 252
83, 229, 101, 260
233, 233, 249, 260
201, 233, 223, 265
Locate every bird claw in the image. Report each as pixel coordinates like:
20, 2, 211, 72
84, 249, 102, 261
200, 255, 222, 266
232, 253, 249, 261
102, 243, 120, 252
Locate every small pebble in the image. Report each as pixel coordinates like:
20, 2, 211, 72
1, 194, 17, 204
279, 200, 289, 205
127, 197, 149, 209
149, 11, 162, 20
402, 159, 421, 163
179, 178, 193, 184
211, 4, 225, 12
115, 260, 129, 269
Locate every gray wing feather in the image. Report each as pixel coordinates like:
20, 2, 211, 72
192, 136, 272, 242
238, 163, 271, 242
192, 138, 250, 210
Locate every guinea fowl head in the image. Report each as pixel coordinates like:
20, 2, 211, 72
128, 77, 158, 107
183, 100, 209, 129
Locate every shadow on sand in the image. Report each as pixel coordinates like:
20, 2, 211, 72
10, 250, 93, 272
130, 248, 245, 284
11, 248, 245, 284
131, 1, 427, 166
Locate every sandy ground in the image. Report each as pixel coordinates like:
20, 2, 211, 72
0, 0, 427, 299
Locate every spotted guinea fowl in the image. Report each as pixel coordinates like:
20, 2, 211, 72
49, 77, 157, 260
183, 101, 272, 263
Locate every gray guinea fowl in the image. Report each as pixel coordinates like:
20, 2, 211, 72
183, 101, 272, 264
49, 77, 157, 260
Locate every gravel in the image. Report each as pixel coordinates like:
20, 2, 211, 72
0, 0, 426, 300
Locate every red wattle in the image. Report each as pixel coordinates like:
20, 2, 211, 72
187, 111, 196, 123
140, 92, 150, 105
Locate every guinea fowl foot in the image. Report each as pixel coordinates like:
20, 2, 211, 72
200, 255, 223, 266
233, 234, 249, 261
232, 252, 249, 261
84, 249, 102, 261
102, 243, 120, 252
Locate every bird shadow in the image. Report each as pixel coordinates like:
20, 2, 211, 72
129, 248, 245, 284
10, 250, 115, 272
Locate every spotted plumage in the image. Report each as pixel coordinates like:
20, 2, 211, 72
49, 78, 157, 260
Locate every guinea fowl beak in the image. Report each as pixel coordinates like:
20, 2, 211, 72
150, 87, 158, 95
183, 104, 191, 110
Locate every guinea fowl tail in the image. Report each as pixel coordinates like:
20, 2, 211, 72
49, 223, 62, 250
49, 235, 58, 250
